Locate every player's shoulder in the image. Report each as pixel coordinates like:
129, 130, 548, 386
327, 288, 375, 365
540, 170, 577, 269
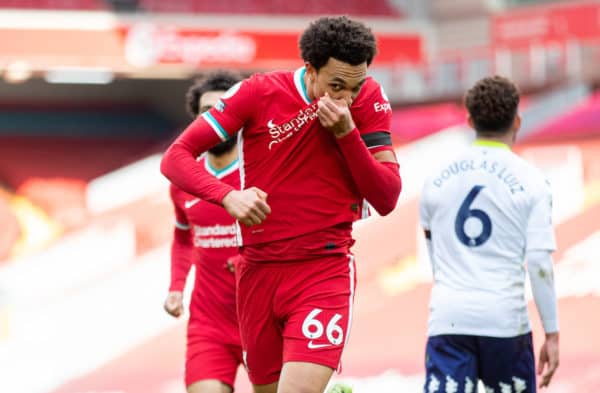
351, 77, 392, 130
424, 147, 469, 183
354, 76, 389, 105
245, 69, 294, 92
509, 152, 549, 191
420, 159, 449, 209
360, 76, 381, 93
422, 143, 496, 196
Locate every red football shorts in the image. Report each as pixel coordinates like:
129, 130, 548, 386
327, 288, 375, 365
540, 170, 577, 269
236, 254, 357, 385
185, 321, 244, 388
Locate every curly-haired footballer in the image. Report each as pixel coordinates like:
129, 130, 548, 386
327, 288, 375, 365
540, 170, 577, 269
161, 16, 402, 393
420, 76, 559, 392
164, 71, 247, 393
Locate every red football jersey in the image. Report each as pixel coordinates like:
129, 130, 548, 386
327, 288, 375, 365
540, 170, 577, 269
169, 156, 241, 345
200, 67, 393, 261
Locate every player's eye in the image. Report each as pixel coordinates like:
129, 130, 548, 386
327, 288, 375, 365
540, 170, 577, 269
329, 84, 343, 92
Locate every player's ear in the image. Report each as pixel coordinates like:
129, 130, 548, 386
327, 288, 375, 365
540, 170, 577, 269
513, 114, 522, 131
511, 114, 521, 143
305, 62, 316, 82
467, 115, 475, 130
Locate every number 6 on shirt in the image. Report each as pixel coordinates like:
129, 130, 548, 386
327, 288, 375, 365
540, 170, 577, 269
455, 185, 492, 247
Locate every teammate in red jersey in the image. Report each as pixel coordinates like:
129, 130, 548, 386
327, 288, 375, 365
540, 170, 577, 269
163, 71, 245, 393
161, 16, 402, 393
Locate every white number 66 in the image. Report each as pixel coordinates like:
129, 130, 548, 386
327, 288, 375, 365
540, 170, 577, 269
301, 308, 344, 345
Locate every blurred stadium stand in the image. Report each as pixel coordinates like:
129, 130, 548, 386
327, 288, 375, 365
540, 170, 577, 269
0, 0, 106, 10
524, 90, 600, 142
138, 0, 403, 16
0, 0, 405, 15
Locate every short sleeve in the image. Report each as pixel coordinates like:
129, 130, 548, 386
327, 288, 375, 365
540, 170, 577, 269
201, 75, 258, 140
526, 181, 556, 252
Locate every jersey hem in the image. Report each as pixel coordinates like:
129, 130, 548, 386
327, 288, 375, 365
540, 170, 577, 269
428, 327, 532, 338
239, 216, 356, 247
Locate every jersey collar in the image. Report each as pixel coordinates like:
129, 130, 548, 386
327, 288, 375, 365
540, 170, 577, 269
204, 158, 239, 179
293, 66, 312, 105
473, 139, 510, 150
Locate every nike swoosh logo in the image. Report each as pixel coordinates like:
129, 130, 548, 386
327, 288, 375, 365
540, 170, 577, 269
308, 341, 332, 349
184, 199, 200, 209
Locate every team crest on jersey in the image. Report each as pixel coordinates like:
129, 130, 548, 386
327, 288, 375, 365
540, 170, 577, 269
222, 81, 242, 99
215, 99, 226, 112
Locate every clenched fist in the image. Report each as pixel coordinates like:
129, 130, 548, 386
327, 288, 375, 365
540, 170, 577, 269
164, 291, 184, 318
317, 92, 356, 138
222, 187, 271, 226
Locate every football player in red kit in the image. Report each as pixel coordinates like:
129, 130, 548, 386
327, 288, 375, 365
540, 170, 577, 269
161, 17, 402, 393
163, 71, 244, 393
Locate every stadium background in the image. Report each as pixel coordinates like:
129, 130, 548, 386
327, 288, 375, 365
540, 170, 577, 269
0, 0, 599, 392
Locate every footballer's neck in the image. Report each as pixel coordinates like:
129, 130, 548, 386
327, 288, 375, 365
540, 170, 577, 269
475, 131, 516, 149
207, 148, 238, 170
303, 67, 315, 102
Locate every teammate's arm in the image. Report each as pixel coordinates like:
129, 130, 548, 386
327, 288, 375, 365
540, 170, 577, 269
317, 94, 401, 216
164, 187, 193, 318
526, 183, 559, 388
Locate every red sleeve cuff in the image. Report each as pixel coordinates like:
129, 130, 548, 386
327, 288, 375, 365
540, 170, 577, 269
335, 127, 362, 146
169, 280, 186, 292
335, 128, 401, 216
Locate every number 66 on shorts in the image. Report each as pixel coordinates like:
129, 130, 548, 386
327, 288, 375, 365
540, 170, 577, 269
236, 254, 356, 385
302, 309, 345, 347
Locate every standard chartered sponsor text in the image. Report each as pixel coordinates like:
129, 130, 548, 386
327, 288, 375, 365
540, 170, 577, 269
195, 236, 238, 248
192, 224, 238, 248
194, 224, 237, 236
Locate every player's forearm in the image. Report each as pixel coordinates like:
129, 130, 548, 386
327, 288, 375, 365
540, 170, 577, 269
169, 228, 193, 291
527, 250, 559, 333
161, 120, 234, 205
336, 128, 401, 215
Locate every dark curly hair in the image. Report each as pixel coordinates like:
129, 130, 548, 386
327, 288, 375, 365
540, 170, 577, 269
185, 70, 242, 118
465, 76, 520, 135
299, 16, 377, 71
